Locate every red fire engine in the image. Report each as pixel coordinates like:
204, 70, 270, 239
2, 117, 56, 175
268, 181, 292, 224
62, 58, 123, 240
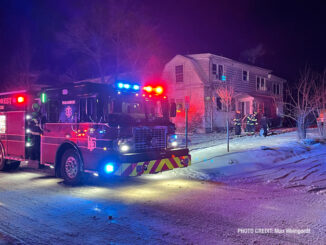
0, 82, 191, 184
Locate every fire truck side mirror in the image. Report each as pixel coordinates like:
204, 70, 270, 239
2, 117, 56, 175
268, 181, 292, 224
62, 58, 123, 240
170, 102, 177, 117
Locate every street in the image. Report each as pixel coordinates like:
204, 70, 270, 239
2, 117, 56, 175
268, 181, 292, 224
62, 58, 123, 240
1, 132, 326, 245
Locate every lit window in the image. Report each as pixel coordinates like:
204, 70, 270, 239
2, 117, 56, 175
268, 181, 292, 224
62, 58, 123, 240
175, 65, 184, 83
176, 99, 184, 112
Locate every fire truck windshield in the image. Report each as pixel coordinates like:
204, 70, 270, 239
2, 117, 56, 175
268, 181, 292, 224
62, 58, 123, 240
108, 97, 168, 123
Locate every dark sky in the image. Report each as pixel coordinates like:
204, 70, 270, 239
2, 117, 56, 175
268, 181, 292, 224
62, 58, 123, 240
0, 0, 325, 83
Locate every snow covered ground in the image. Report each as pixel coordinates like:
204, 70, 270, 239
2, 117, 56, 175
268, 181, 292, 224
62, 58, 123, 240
172, 128, 326, 193
1, 129, 326, 244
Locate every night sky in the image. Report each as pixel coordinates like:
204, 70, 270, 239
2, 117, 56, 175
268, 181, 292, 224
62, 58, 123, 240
0, 0, 325, 85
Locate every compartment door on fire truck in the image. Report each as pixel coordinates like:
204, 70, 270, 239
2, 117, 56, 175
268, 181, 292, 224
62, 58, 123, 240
0, 113, 7, 153
6, 111, 26, 159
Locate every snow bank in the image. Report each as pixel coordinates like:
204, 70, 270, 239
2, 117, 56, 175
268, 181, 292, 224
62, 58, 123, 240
169, 130, 326, 194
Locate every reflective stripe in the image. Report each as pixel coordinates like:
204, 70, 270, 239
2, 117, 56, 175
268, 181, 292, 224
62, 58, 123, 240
115, 155, 191, 177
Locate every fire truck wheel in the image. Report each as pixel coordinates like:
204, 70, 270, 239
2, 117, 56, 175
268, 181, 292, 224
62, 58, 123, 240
61, 149, 83, 185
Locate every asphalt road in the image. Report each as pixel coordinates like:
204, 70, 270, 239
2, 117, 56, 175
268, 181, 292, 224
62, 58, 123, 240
0, 165, 325, 245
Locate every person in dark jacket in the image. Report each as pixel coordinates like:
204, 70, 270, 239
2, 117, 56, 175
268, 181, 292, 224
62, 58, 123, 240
246, 114, 251, 133
251, 112, 258, 135
29, 103, 43, 160
260, 114, 268, 137
233, 111, 242, 136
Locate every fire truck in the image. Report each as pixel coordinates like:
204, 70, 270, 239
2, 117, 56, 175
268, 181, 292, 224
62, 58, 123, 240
0, 82, 191, 184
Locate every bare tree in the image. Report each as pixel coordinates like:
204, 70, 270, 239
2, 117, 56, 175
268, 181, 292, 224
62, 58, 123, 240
285, 68, 318, 139
314, 70, 326, 137
57, 0, 163, 83
216, 84, 235, 152
57, 3, 110, 84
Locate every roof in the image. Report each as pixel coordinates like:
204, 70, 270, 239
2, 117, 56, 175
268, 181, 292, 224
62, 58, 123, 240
187, 53, 273, 73
234, 92, 276, 101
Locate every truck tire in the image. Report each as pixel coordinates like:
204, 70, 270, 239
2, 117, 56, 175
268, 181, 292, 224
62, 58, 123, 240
61, 149, 84, 185
0, 144, 9, 171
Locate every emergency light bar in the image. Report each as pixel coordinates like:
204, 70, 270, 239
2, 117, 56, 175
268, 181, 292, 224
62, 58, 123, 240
143, 85, 164, 95
116, 82, 140, 91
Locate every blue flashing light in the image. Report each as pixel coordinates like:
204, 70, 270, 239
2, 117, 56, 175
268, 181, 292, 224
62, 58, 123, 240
132, 84, 140, 90
221, 75, 226, 81
123, 84, 131, 89
104, 163, 115, 174
117, 83, 124, 88
172, 134, 178, 139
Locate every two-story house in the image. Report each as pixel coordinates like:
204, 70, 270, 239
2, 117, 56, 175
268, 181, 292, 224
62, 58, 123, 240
162, 53, 286, 133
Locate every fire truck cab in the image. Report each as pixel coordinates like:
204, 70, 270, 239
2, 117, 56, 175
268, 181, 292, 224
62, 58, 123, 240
0, 82, 191, 184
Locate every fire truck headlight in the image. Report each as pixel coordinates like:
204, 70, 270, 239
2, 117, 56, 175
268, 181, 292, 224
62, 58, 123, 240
26, 142, 32, 147
26, 115, 32, 120
104, 163, 115, 174
26, 128, 31, 134
120, 144, 130, 152
168, 135, 178, 148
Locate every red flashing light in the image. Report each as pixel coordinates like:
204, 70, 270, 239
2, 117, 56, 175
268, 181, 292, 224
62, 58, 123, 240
17, 96, 25, 104
143, 85, 164, 95
155, 86, 163, 94
143, 86, 153, 92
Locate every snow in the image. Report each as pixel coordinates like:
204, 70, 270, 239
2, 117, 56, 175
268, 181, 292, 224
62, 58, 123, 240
1, 128, 326, 244
169, 128, 326, 193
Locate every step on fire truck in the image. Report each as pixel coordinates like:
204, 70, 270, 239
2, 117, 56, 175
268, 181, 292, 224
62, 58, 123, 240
0, 82, 191, 184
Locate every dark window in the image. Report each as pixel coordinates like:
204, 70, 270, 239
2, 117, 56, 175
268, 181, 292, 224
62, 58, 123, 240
273, 84, 276, 94
256, 77, 266, 91
216, 97, 222, 110
277, 84, 280, 95
47, 100, 59, 123
175, 65, 184, 83
212, 64, 217, 75
243, 70, 249, 81
79, 97, 100, 122
218, 65, 223, 80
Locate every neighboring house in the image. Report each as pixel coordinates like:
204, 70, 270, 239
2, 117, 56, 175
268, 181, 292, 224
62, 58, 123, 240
162, 53, 286, 133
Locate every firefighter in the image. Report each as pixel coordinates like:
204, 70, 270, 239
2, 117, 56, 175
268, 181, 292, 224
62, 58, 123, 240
246, 114, 251, 133
233, 111, 242, 136
29, 103, 43, 160
251, 112, 258, 135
